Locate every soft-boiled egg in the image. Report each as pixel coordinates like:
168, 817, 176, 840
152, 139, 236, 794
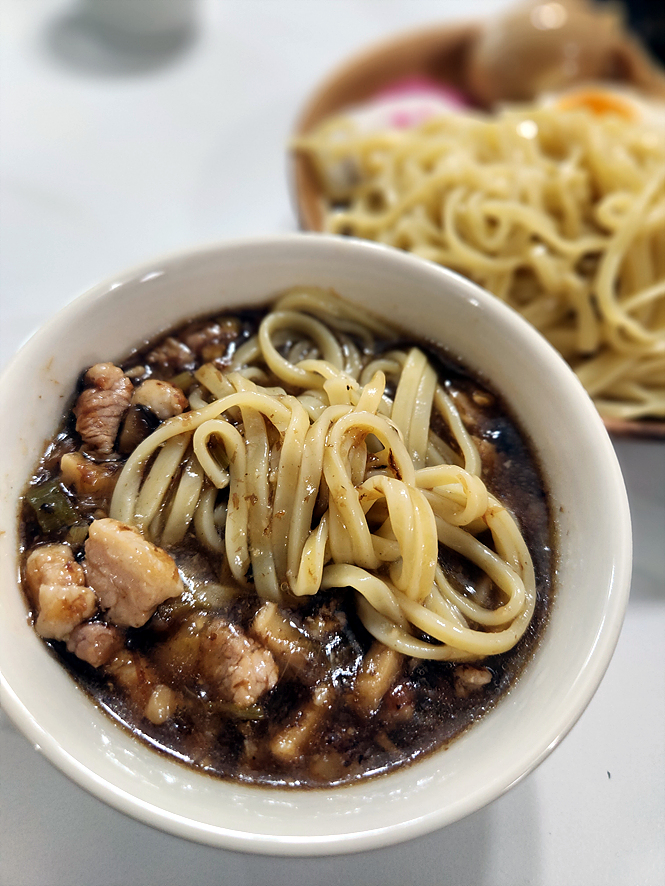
539, 84, 665, 129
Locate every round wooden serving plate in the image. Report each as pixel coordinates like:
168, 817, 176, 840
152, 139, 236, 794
290, 20, 665, 440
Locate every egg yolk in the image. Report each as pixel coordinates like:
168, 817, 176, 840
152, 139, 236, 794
555, 90, 637, 120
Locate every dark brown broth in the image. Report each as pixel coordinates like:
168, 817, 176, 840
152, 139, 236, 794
18, 305, 553, 788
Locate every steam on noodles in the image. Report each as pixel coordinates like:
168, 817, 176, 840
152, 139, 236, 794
110, 289, 536, 661
294, 105, 665, 421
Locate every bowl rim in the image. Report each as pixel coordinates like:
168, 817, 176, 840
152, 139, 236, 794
0, 233, 633, 855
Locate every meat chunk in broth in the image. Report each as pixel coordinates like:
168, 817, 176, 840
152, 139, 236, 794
84, 518, 183, 628
155, 613, 279, 710
131, 379, 188, 420
146, 336, 194, 373
59, 451, 121, 504
25, 544, 96, 640
66, 622, 123, 668
74, 363, 133, 454
198, 619, 278, 708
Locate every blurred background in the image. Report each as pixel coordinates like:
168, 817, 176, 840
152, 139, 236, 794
597, 0, 665, 64
1, 2, 663, 885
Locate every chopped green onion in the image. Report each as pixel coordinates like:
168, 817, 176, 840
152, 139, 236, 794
25, 480, 78, 534
214, 702, 265, 720
66, 522, 90, 546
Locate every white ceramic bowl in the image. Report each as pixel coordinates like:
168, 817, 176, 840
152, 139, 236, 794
0, 234, 631, 855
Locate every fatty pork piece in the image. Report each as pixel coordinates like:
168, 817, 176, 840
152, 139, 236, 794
66, 622, 123, 668
146, 336, 194, 373
131, 379, 188, 420
105, 648, 179, 725
84, 518, 184, 628
157, 615, 278, 708
182, 318, 241, 362
25, 544, 96, 640
74, 363, 133, 454
199, 620, 278, 707
59, 451, 121, 504
119, 379, 188, 453
453, 665, 492, 698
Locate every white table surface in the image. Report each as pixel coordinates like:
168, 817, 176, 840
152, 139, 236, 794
1, 2, 664, 884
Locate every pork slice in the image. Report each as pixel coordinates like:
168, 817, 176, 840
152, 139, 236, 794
26, 543, 85, 595
131, 379, 188, 420
84, 518, 184, 628
182, 318, 240, 361
36, 585, 97, 641
60, 451, 121, 503
25, 544, 96, 640
74, 363, 133, 454
453, 665, 492, 698
146, 336, 193, 373
66, 622, 123, 667
199, 619, 278, 708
